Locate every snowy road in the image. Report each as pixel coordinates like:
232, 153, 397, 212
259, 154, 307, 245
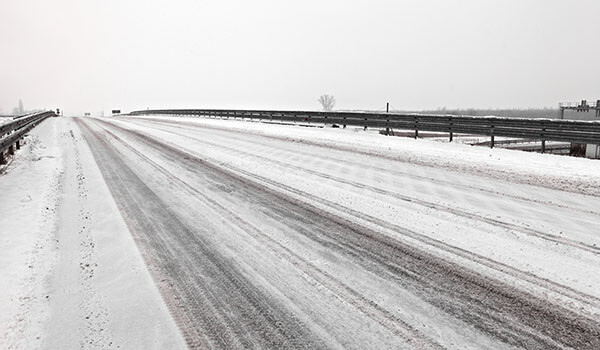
67, 115, 600, 349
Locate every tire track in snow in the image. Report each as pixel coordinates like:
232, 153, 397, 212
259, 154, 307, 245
77, 118, 328, 350
92, 118, 600, 349
119, 118, 600, 256
136, 116, 600, 216
127, 116, 600, 199
91, 120, 443, 349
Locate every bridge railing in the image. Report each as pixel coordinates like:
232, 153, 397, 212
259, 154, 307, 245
128, 109, 600, 150
0, 111, 55, 164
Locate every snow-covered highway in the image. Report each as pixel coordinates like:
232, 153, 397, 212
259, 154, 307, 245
2, 115, 600, 349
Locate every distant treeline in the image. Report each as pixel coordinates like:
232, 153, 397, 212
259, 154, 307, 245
389, 108, 597, 121
409, 108, 558, 119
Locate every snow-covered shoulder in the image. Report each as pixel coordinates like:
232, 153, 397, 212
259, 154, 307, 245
0, 118, 186, 349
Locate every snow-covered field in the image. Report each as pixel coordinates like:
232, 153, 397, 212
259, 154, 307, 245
1, 115, 600, 349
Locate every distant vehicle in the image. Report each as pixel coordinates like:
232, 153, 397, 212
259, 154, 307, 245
112, 110, 121, 115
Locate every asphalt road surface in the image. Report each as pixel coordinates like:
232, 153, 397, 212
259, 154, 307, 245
76, 116, 600, 349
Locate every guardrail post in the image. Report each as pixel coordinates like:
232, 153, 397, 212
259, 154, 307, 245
540, 122, 546, 153
414, 116, 419, 139
16, 140, 20, 150
490, 125, 495, 148
343, 115, 346, 129
449, 117, 453, 142
541, 139, 546, 153
385, 116, 390, 136
541, 126, 546, 153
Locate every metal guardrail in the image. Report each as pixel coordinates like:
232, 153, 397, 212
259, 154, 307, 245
129, 109, 600, 151
0, 113, 38, 120
0, 111, 55, 164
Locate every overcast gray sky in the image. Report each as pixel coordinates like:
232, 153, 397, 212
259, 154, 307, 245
1, 0, 598, 115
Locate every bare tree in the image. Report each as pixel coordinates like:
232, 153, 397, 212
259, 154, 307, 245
318, 94, 336, 112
